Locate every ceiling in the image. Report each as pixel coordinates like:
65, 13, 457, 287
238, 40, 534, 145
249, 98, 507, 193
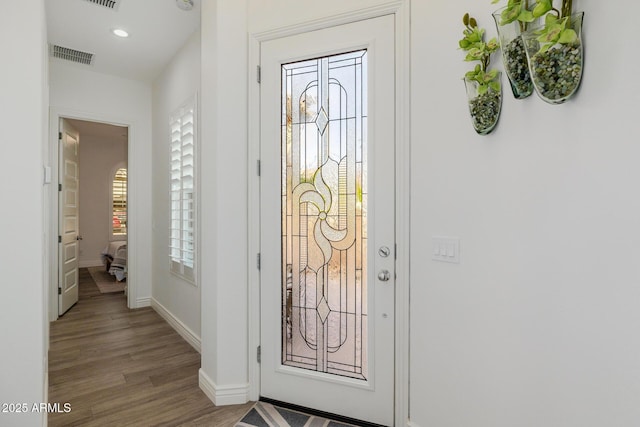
46, 0, 201, 82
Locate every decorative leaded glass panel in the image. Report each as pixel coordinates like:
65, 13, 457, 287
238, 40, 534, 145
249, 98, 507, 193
281, 50, 368, 380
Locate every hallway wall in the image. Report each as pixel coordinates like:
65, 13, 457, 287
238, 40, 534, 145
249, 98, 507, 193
151, 30, 202, 344
0, 1, 48, 426
49, 62, 153, 308
199, 0, 250, 403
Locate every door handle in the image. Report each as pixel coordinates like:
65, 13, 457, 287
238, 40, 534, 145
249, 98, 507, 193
377, 270, 390, 282
76, 235, 83, 241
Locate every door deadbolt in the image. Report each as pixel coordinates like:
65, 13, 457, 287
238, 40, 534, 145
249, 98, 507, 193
378, 246, 391, 258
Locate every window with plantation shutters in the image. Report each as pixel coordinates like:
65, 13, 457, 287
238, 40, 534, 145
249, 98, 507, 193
170, 97, 196, 281
112, 168, 127, 236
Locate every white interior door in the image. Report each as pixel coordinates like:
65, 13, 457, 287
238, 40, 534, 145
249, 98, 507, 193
58, 118, 80, 315
260, 15, 395, 425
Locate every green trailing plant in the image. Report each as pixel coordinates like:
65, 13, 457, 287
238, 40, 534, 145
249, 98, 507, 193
491, 0, 573, 31
494, 0, 576, 52
493, 0, 533, 31
459, 13, 502, 134
459, 13, 500, 95
533, 0, 577, 53
520, 0, 583, 103
490, 0, 551, 99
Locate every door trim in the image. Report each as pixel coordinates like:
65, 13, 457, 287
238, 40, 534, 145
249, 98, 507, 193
48, 108, 137, 321
247, 1, 411, 425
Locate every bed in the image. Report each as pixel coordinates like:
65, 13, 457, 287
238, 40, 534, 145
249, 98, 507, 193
101, 241, 127, 282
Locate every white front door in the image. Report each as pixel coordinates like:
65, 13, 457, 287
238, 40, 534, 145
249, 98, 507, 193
260, 15, 396, 425
58, 118, 80, 315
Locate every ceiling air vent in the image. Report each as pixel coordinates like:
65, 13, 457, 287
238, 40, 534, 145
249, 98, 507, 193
83, 0, 120, 10
50, 45, 94, 66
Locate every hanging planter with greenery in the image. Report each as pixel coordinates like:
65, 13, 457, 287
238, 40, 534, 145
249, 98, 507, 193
491, 0, 552, 99
459, 13, 502, 135
521, 0, 584, 104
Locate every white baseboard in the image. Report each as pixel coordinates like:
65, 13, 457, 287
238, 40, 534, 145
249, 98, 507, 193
136, 297, 151, 308
79, 259, 103, 268
407, 421, 422, 427
199, 369, 250, 406
151, 297, 201, 353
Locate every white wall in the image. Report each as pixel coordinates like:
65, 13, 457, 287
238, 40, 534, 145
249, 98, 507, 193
49, 62, 153, 309
0, 1, 47, 426
78, 133, 128, 267
410, 2, 640, 426
202, 1, 640, 426
151, 30, 202, 342
199, 0, 251, 403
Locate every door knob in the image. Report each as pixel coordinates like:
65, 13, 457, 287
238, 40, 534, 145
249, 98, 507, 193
76, 235, 83, 241
378, 270, 390, 282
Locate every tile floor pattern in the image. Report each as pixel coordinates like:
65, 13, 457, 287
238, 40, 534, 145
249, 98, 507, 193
235, 402, 360, 427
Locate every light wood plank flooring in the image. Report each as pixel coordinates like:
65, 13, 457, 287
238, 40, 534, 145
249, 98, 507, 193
48, 268, 253, 426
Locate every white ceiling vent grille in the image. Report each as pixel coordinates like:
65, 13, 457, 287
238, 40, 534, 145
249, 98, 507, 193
83, 0, 120, 10
50, 45, 94, 66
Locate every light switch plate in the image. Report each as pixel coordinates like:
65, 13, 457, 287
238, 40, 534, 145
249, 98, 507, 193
43, 166, 52, 184
432, 236, 460, 263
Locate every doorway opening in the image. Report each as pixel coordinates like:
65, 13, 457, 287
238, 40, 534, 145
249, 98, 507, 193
51, 115, 132, 319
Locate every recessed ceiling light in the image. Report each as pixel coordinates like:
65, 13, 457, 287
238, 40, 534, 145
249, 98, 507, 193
176, 0, 194, 11
112, 28, 129, 38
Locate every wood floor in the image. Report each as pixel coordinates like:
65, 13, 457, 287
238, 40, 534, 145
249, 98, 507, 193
48, 268, 253, 426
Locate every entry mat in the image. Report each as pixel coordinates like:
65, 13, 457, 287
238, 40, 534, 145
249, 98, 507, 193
235, 401, 363, 427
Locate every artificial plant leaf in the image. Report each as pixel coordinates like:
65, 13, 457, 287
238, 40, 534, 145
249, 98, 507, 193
465, 49, 483, 62
533, 0, 552, 17
501, 5, 520, 24
465, 70, 478, 79
491, 0, 501, 4
486, 38, 499, 52
489, 80, 501, 92
518, 10, 535, 23
538, 23, 562, 43
545, 13, 559, 26
485, 69, 498, 80
463, 13, 470, 26
469, 17, 478, 28
478, 85, 489, 95
467, 28, 483, 43
558, 28, 578, 44
459, 39, 471, 49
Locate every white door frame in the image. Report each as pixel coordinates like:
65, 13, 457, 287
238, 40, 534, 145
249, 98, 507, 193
48, 107, 138, 321
247, 1, 411, 425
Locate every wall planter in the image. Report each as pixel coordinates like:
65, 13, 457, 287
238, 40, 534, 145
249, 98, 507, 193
522, 11, 584, 104
492, 4, 540, 99
465, 73, 503, 135
459, 13, 502, 135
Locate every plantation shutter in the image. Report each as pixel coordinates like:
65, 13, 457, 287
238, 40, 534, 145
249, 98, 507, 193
169, 97, 196, 281
112, 168, 127, 235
